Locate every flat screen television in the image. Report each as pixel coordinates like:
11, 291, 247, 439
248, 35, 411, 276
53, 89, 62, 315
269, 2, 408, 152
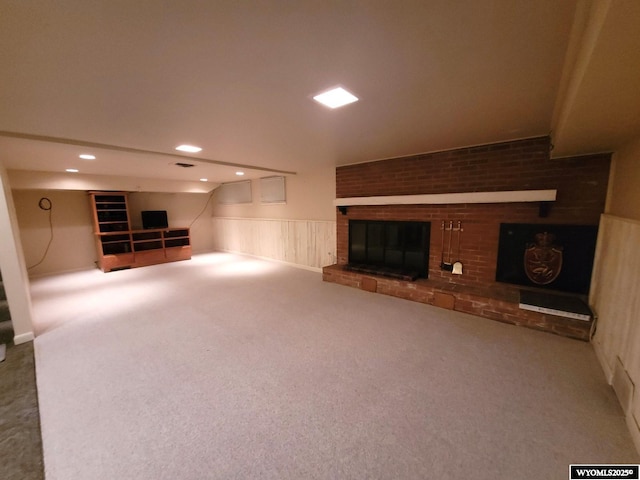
141, 210, 168, 230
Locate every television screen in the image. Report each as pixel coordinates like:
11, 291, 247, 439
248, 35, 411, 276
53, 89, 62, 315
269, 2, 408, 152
141, 210, 168, 230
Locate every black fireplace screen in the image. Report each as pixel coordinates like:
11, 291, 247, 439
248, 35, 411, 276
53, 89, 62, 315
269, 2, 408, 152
495, 223, 598, 294
348, 220, 430, 279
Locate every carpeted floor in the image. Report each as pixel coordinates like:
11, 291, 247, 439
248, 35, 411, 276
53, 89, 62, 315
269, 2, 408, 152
0, 342, 45, 480
31, 253, 639, 479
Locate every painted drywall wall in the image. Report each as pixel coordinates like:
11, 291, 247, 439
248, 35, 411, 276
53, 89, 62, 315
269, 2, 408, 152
213, 166, 335, 221
127, 191, 215, 253
12, 189, 217, 276
606, 138, 640, 222
590, 136, 640, 454
12, 190, 97, 276
0, 161, 34, 343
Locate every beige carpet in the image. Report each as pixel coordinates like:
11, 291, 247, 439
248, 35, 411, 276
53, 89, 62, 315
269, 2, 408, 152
31, 253, 638, 479
0, 341, 44, 480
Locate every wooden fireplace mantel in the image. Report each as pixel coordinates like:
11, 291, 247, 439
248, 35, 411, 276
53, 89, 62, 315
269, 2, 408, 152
334, 189, 557, 207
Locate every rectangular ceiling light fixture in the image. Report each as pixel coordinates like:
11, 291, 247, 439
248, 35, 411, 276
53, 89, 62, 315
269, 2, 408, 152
313, 87, 359, 109
175, 144, 202, 153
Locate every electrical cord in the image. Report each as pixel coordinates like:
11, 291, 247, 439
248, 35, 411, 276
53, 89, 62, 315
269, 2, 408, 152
27, 197, 54, 270
189, 186, 219, 228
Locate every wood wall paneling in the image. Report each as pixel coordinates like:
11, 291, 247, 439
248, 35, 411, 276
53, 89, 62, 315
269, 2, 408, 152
212, 218, 336, 270
590, 214, 640, 450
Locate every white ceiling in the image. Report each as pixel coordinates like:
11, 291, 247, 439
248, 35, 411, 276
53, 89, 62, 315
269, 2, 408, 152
1, 1, 639, 190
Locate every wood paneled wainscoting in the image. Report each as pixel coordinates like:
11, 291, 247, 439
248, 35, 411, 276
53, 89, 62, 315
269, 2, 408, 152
212, 217, 336, 271
590, 214, 640, 453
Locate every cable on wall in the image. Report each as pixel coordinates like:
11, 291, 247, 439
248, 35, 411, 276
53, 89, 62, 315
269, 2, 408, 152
189, 187, 219, 228
27, 197, 54, 271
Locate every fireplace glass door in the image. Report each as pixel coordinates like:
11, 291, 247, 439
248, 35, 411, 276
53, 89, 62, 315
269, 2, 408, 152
348, 220, 430, 279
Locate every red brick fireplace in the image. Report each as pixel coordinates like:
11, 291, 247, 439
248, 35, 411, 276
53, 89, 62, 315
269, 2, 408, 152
322, 136, 611, 340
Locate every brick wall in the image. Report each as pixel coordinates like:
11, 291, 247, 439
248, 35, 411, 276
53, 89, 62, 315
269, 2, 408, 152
335, 136, 610, 290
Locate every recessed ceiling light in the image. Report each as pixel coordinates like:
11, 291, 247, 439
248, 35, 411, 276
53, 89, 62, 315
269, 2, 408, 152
199, 178, 208, 182
79, 154, 96, 160
176, 144, 202, 153
235, 171, 245, 176
66, 168, 79, 173
313, 87, 359, 109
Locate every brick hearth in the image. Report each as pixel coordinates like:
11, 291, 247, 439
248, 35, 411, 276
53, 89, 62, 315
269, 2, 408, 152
323, 264, 592, 341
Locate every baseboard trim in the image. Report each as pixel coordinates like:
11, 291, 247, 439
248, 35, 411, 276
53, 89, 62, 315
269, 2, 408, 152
593, 337, 640, 456
592, 337, 614, 383
27, 265, 97, 279
214, 249, 323, 273
14, 331, 35, 344
627, 413, 640, 457
612, 357, 635, 414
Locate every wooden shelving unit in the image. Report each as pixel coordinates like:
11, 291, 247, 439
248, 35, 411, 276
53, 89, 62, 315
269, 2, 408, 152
89, 192, 191, 272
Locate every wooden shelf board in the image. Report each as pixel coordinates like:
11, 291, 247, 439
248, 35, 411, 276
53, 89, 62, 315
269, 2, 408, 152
334, 189, 557, 207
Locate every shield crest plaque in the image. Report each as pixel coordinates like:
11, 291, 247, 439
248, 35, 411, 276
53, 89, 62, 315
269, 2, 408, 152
524, 232, 563, 285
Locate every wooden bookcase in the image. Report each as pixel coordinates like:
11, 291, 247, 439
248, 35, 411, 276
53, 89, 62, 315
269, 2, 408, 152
89, 192, 191, 272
